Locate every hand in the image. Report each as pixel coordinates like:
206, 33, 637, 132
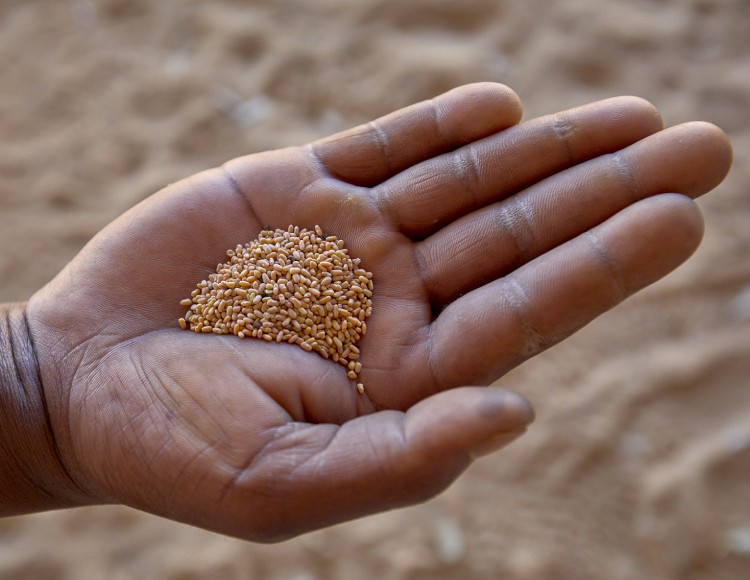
26, 83, 731, 540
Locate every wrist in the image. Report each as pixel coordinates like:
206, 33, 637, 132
0, 303, 87, 516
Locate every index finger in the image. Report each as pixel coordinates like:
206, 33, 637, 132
375, 96, 665, 238
310, 82, 523, 187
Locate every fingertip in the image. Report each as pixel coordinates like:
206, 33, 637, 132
573, 95, 664, 138
613, 95, 664, 132
466, 386, 535, 459
437, 82, 524, 138
473, 81, 524, 123
404, 387, 535, 460
480, 387, 536, 430
678, 121, 734, 184
395, 387, 535, 494
454, 81, 523, 113
609, 193, 705, 293
641, 193, 705, 252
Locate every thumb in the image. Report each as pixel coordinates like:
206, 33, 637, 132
223, 386, 534, 542
401, 386, 534, 464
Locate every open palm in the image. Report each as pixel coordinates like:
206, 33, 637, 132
26, 83, 731, 541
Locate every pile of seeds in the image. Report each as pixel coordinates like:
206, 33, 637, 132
178, 225, 373, 393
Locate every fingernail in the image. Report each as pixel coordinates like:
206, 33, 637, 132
470, 428, 527, 459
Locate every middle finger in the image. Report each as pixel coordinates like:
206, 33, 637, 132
416, 121, 732, 307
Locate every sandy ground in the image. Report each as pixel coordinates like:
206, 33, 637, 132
1, 0, 749, 578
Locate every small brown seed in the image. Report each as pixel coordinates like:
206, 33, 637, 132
179, 226, 373, 393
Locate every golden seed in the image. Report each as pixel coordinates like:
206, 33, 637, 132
179, 226, 373, 393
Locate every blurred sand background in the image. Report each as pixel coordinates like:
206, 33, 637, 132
1, 0, 749, 578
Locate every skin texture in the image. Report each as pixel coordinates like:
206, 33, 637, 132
6, 83, 731, 541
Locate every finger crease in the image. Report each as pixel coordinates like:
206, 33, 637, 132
221, 163, 264, 229
551, 113, 578, 164
583, 230, 628, 303
427, 97, 448, 143
493, 199, 536, 264
425, 321, 442, 392
306, 142, 334, 179
369, 119, 393, 173
373, 185, 403, 232
451, 146, 482, 209
502, 276, 546, 357
218, 423, 304, 504
609, 151, 642, 203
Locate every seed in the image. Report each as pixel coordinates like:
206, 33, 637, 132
178, 226, 373, 393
